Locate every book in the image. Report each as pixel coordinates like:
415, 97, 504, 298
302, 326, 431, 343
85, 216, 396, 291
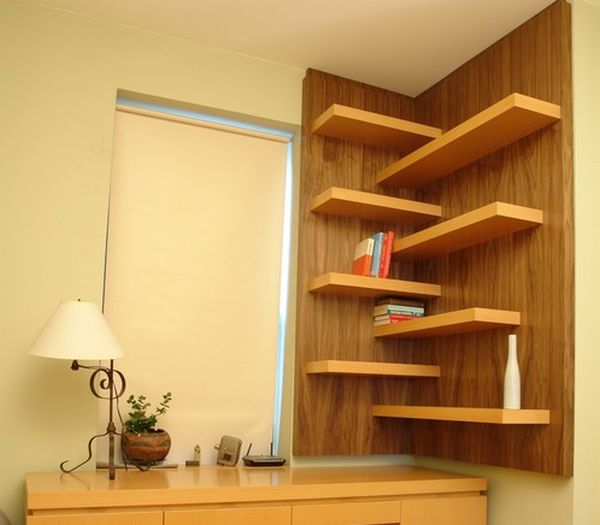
375, 297, 426, 307
378, 230, 395, 278
351, 237, 375, 276
373, 304, 425, 317
374, 313, 421, 322
369, 232, 385, 277
373, 317, 416, 327
374, 312, 424, 322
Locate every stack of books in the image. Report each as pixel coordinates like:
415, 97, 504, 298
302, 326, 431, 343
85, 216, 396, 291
351, 230, 395, 278
373, 298, 425, 327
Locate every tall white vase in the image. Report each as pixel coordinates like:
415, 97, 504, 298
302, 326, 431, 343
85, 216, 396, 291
503, 334, 521, 409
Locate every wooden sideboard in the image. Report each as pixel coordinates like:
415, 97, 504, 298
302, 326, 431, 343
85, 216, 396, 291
26, 465, 487, 524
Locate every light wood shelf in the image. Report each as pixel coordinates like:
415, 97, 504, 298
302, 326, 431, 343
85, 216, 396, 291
373, 307, 520, 339
312, 103, 442, 150
305, 360, 440, 378
376, 93, 561, 187
308, 272, 441, 299
393, 202, 543, 259
372, 405, 550, 425
310, 187, 441, 225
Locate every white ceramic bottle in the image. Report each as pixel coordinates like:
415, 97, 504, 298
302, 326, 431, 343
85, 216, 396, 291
503, 334, 521, 409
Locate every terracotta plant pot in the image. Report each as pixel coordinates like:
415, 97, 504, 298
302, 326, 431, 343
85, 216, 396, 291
122, 429, 171, 466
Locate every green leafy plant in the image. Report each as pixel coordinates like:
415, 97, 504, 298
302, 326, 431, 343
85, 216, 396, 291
124, 392, 173, 434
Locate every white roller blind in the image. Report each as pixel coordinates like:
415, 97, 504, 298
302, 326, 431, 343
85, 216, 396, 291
101, 108, 288, 465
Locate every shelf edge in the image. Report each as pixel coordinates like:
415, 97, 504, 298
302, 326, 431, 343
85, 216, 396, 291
372, 405, 550, 425
305, 360, 441, 378
308, 272, 442, 299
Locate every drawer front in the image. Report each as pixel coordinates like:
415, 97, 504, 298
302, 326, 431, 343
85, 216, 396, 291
400, 495, 487, 525
164, 506, 291, 525
292, 500, 401, 525
28, 511, 163, 525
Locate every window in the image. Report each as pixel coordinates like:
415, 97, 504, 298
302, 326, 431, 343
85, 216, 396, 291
99, 99, 294, 464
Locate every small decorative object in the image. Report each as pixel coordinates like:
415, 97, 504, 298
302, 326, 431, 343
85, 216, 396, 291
214, 435, 242, 466
122, 392, 173, 466
503, 334, 521, 409
185, 444, 201, 467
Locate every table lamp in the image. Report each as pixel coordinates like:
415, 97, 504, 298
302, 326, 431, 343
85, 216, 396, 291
29, 300, 126, 480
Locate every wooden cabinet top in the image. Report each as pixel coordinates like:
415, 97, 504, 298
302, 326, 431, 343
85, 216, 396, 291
26, 465, 486, 510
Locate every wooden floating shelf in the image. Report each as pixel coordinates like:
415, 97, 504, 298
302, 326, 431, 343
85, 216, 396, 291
312, 103, 442, 150
373, 307, 520, 339
393, 202, 543, 259
308, 272, 442, 299
310, 187, 441, 225
305, 360, 440, 378
372, 405, 550, 425
376, 93, 561, 188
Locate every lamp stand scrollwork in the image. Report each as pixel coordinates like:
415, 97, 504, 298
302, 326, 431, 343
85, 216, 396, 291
59, 359, 126, 480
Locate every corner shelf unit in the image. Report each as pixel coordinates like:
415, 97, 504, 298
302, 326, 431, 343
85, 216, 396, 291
376, 93, 561, 188
308, 272, 441, 299
305, 360, 440, 378
301, 80, 564, 460
373, 307, 520, 339
312, 103, 442, 150
372, 405, 550, 425
310, 187, 442, 225
393, 202, 543, 259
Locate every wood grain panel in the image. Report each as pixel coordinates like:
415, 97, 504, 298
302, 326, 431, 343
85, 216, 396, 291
293, 0, 573, 475
408, 0, 573, 476
293, 70, 421, 456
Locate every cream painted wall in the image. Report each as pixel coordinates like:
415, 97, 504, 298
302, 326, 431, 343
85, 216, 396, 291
572, 0, 600, 523
0, 1, 302, 523
416, 457, 573, 524
415, 3, 600, 525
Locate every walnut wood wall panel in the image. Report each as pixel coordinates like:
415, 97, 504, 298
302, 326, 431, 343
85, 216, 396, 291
293, 0, 573, 475
409, 0, 573, 475
293, 70, 424, 456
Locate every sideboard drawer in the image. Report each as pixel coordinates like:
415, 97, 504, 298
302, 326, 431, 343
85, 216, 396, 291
28, 511, 163, 525
164, 506, 291, 525
292, 500, 401, 525
400, 495, 487, 525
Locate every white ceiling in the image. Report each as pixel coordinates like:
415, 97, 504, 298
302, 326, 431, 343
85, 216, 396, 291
30, 0, 556, 96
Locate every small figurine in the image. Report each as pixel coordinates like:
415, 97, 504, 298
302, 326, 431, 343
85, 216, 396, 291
185, 444, 201, 467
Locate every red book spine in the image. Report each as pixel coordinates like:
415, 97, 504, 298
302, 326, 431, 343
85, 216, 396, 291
374, 313, 418, 322
352, 254, 372, 276
379, 230, 395, 278
373, 316, 415, 326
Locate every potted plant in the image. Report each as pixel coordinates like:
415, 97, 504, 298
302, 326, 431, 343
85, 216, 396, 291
121, 392, 173, 466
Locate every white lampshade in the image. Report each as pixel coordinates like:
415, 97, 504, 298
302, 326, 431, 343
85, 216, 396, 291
29, 300, 124, 360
